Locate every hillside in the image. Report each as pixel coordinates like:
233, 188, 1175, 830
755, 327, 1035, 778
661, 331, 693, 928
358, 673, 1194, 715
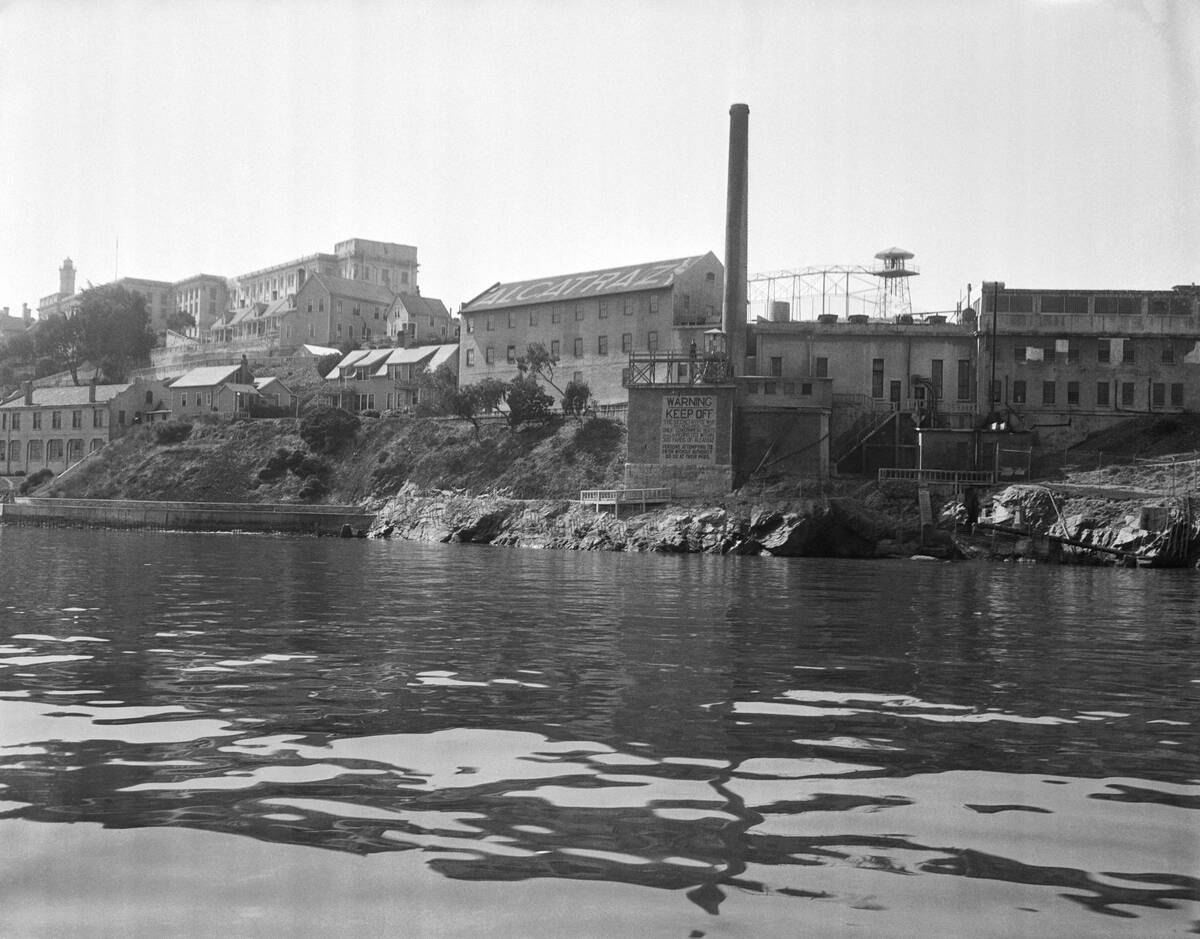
49, 413, 628, 504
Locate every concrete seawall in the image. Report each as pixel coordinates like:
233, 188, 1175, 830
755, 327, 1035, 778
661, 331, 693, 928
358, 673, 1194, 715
0, 497, 374, 535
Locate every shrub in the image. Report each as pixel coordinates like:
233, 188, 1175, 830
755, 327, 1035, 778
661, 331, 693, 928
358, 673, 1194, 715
298, 477, 328, 501
18, 468, 54, 494
505, 374, 554, 428
299, 407, 360, 454
154, 421, 193, 444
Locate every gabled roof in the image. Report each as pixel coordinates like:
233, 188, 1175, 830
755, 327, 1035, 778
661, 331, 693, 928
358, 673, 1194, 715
425, 344, 459, 371
295, 344, 340, 357
223, 383, 261, 395
394, 293, 450, 320
254, 376, 291, 392
0, 383, 134, 409
328, 348, 392, 379
383, 346, 440, 367
462, 253, 718, 313
306, 273, 396, 306
171, 364, 246, 388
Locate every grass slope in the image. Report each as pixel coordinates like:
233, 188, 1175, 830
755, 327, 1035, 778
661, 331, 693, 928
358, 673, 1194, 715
51, 414, 628, 504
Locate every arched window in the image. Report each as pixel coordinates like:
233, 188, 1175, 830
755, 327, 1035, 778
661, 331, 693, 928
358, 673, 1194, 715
27, 439, 43, 463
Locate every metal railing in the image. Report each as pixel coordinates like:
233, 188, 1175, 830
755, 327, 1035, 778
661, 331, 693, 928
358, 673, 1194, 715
877, 468, 996, 486
579, 487, 672, 511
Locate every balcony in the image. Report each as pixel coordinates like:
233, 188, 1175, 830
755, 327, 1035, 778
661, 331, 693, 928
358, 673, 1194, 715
625, 352, 732, 387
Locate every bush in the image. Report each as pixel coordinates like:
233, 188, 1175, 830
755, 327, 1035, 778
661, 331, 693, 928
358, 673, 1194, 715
298, 477, 328, 502
154, 421, 193, 444
505, 374, 554, 428
299, 407, 360, 454
18, 468, 54, 494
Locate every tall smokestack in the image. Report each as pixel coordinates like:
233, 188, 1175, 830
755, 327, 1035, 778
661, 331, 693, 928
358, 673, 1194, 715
723, 103, 749, 374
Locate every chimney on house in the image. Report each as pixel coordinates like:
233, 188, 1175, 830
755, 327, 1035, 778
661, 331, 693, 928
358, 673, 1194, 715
22, 303, 31, 322
89, 381, 96, 403
24, 380, 33, 406
722, 103, 749, 374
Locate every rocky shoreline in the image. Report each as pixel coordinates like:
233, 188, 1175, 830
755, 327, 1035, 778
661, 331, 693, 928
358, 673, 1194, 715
368, 481, 1200, 566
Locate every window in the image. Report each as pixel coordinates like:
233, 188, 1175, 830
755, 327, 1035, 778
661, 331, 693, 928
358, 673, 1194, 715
27, 440, 42, 462
815, 356, 829, 379
1042, 381, 1056, 405
871, 359, 884, 398
1043, 347, 1056, 364
889, 380, 901, 403
1152, 383, 1165, 407
1067, 345, 1080, 364
957, 360, 972, 401
529, 310, 538, 326
485, 347, 495, 365
573, 371, 583, 385
508, 312, 516, 328
319, 299, 325, 312
930, 359, 943, 400
507, 345, 516, 364
594, 335, 606, 356
1064, 296, 1088, 315
307, 300, 313, 313
52, 411, 62, 429
1013, 346, 1026, 362
649, 295, 659, 314
552, 305, 562, 324
71, 410, 81, 429
621, 333, 632, 353
1067, 382, 1079, 405
574, 304, 583, 321
1096, 381, 1110, 406
466, 349, 475, 366
991, 380, 1002, 403
1012, 380, 1026, 404
32, 412, 41, 430
647, 331, 658, 352
800, 382, 813, 396
1121, 382, 1135, 406
764, 382, 777, 395
573, 337, 583, 358
466, 319, 474, 334
47, 439, 63, 461
598, 300, 608, 319
1097, 340, 1110, 363
1041, 295, 1064, 314
551, 339, 561, 357
486, 315, 494, 331
1162, 344, 1175, 364
623, 298, 632, 316
770, 356, 783, 377
1171, 383, 1184, 406
336, 299, 343, 315
1122, 344, 1135, 364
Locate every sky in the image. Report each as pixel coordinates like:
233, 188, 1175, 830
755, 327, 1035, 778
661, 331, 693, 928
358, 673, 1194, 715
1, 0, 1197, 320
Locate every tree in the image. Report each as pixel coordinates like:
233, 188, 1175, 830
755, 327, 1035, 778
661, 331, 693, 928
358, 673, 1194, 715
166, 310, 196, 334
34, 313, 85, 384
76, 285, 156, 383
516, 342, 564, 396
415, 361, 459, 416
504, 373, 553, 428
562, 379, 591, 418
448, 378, 507, 438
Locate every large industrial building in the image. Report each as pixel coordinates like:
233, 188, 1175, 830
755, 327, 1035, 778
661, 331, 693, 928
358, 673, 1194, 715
457, 253, 724, 405
976, 282, 1200, 448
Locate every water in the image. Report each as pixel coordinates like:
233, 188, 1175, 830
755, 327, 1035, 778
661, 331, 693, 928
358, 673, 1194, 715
0, 527, 1197, 937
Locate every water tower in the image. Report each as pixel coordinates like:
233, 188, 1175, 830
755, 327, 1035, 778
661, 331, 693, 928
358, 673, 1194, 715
872, 246, 918, 318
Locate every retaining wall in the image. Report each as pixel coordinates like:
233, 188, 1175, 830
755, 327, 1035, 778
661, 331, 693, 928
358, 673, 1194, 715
0, 498, 373, 535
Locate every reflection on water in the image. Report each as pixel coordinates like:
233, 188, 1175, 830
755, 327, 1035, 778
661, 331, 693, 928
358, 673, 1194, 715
0, 527, 1197, 936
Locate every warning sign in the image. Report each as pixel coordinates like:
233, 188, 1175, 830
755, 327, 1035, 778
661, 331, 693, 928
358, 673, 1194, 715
660, 394, 716, 463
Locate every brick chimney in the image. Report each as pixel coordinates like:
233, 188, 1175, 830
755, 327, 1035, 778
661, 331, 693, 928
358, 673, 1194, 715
89, 382, 97, 403
24, 380, 33, 405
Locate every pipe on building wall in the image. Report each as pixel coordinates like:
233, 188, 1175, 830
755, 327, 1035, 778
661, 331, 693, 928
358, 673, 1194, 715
723, 103, 749, 374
